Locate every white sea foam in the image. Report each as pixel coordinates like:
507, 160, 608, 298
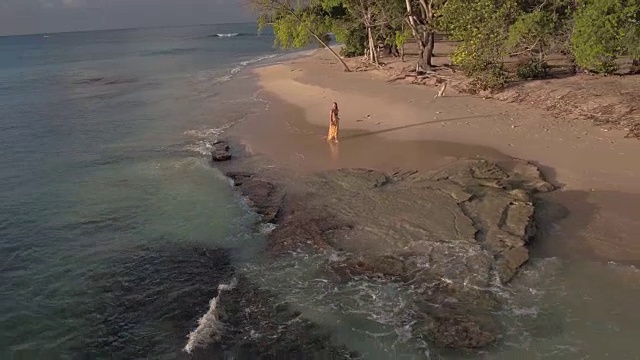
258, 222, 277, 234
213, 53, 280, 84
184, 278, 238, 354
192, 53, 280, 86
182, 122, 238, 155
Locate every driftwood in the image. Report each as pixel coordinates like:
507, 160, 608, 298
354, 58, 385, 72
387, 72, 451, 84
624, 124, 640, 139
435, 82, 448, 98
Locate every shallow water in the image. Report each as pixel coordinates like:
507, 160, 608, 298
0, 24, 276, 358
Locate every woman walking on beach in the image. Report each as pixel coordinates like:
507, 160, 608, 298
327, 102, 339, 142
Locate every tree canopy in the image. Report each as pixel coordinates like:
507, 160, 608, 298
248, 0, 640, 88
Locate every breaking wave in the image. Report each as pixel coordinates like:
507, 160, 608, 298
190, 53, 280, 87
182, 127, 230, 155
215, 53, 280, 83
184, 278, 238, 354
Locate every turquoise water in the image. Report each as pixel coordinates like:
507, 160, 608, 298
0, 24, 276, 358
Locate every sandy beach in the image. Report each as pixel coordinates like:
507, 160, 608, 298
204, 48, 640, 358
228, 49, 640, 266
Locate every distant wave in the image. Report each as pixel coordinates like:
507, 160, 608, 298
213, 33, 242, 38
72, 76, 138, 85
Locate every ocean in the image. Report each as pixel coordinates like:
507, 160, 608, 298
0, 23, 284, 358
2, 23, 640, 360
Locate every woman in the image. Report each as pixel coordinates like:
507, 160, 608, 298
327, 102, 339, 142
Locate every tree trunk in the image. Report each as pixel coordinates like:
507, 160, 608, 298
309, 31, 352, 72
423, 31, 435, 69
392, 44, 400, 57
282, 4, 352, 72
401, 44, 405, 62
632, 59, 640, 74
418, 43, 425, 71
366, 26, 378, 65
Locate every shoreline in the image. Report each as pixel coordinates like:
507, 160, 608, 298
211, 132, 561, 354
193, 47, 640, 357
237, 49, 640, 265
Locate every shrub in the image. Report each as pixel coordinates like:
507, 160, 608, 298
571, 0, 640, 73
516, 57, 550, 79
337, 25, 367, 57
441, 0, 520, 89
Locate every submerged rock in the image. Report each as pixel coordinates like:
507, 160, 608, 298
211, 141, 231, 162
226, 171, 283, 223
221, 158, 555, 351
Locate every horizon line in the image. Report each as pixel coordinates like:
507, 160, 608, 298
0, 21, 259, 38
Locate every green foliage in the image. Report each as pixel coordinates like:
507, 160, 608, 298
256, 1, 334, 49
392, 27, 412, 49
571, 0, 640, 73
516, 57, 550, 79
441, 0, 520, 89
471, 66, 510, 91
507, 0, 575, 56
338, 24, 367, 57
251, 0, 640, 83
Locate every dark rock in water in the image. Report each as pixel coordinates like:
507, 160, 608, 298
223, 158, 555, 351
424, 313, 498, 349
211, 141, 232, 162
226, 172, 283, 223
212, 152, 231, 162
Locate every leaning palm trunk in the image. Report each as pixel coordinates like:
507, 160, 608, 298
312, 30, 352, 72
254, 0, 352, 72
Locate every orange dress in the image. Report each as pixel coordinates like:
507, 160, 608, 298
327, 110, 339, 141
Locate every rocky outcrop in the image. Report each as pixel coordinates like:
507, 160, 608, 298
223, 158, 554, 350
211, 141, 232, 162
227, 172, 283, 223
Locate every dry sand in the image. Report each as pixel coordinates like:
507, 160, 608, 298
230, 50, 640, 265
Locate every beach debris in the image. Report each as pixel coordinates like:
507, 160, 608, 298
435, 82, 448, 98
211, 140, 232, 162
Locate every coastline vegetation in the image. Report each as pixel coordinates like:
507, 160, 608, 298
249, 0, 640, 89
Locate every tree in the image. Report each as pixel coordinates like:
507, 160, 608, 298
506, 0, 576, 79
440, 0, 520, 89
251, 0, 352, 72
404, 0, 448, 71
378, 0, 409, 60
506, 0, 575, 59
323, 0, 405, 65
571, 0, 640, 73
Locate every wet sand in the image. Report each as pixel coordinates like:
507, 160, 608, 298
233, 50, 640, 266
